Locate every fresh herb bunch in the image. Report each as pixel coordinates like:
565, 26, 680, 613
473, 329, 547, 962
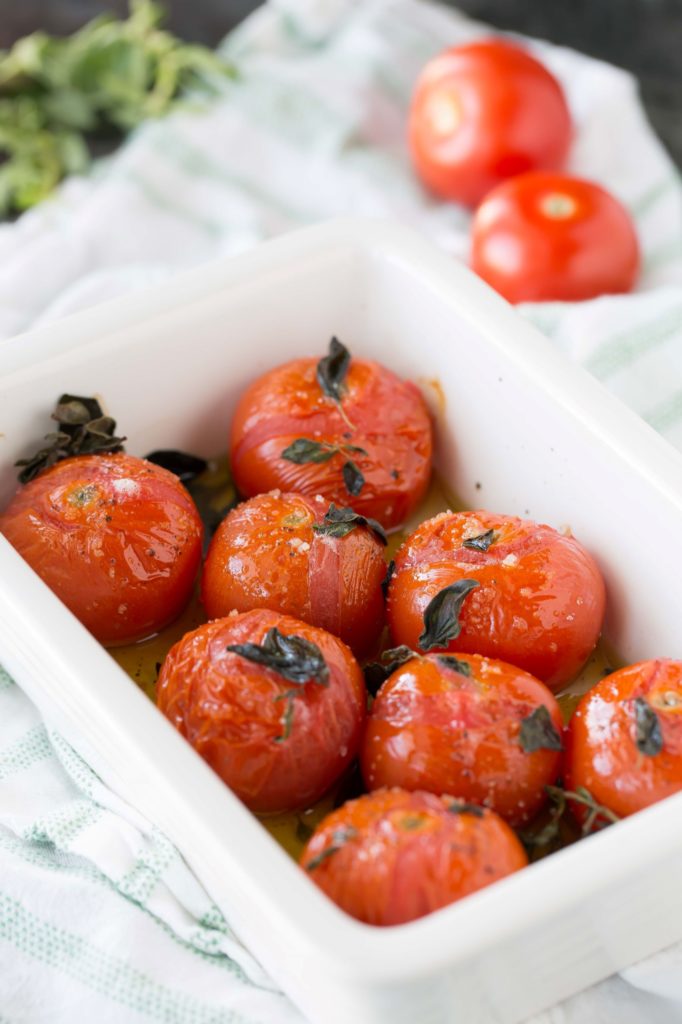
0, 0, 234, 215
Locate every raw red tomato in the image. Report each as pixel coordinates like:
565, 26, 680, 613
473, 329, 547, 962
0, 453, 203, 646
229, 339, 433, 531
201, 491, 387, 659
471, 172, 640, 302
156, 609, 367, 814
408, 39, 571, 206
300, 788, 527, 925
387, 510, 605, 691
361, 652, 563, 825
565, 659, 682, 820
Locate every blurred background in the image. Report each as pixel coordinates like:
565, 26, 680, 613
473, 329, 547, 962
2, 0, 680, 166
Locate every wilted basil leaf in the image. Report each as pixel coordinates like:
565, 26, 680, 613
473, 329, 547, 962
437, 655, 472, 677
145, 449, 208, 484
313, 503, 387, 545
446, 800, 484, 818
418, 579, 480, 651
316, 337, 351, 402
364, 645, 416, 696
519, 705, 563, 753
342, 460, 364, 496
305, 827, 357, 872
227, 627, 329, 686
281, 438, 337, 464
463, 529, 496, 552
633, 697, 664, 757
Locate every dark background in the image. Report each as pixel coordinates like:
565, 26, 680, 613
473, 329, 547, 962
1, 0, 680, 165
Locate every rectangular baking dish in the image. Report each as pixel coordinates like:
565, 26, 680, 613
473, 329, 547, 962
1, 219, 682, 1024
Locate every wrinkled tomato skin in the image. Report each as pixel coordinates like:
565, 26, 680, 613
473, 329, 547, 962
0, 453, 203, 646
300, 788, 527, 925
229, 357, 433, 531
408, 39, 571, 206
361, 653, 563, 826
471, 172, 640, 303
156, 609, 366, 814
201, 491, 386, 659
387, 510, 605, 691
565, 659, 682, 820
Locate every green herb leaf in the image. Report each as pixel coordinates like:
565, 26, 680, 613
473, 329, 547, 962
16, 393, 126, 483
633, 697, 664, 757
342, 460, 364, 496
145, 449, 207, 484
227, 627, 329, 686
305, 827, 357, 872
418, 579, 480, 651
463, 529, 496, 552
316, 337, 351, 402
446, 799, 484, 818
313, 503, 387, 545
437, 655, 472, 677
381, 559, 395, 599
281, 438, 338, 464
364, 645, 416, 696
519, 705, 563, 753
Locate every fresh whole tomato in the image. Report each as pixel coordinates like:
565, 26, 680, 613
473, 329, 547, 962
362, 652, 563, 825
565, 659, 682, 821
201, 491, 387, 659
156, 609, 367, 814
408, 39, 572, 206
300, 787, 527, 925
0, 453, 203, 646
229, 339, 433, 531
387, 509, 605, 691
471, 172, 640, 302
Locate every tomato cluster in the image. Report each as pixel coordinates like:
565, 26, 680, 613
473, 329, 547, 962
3, 342, 680, 929
408, 38, 640, 303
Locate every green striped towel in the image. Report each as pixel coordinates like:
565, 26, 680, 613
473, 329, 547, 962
0, 1, 680, 1021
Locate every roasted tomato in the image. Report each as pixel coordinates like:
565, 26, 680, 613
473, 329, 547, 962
300, 788, 527, 925
361, 652, 563, 825
387, 510, 605, 691
156, 609, 366, 814
201, 491, 387, 659
0, 453, 203, 646
229, 339, 433, 531
471, 172, 640, 303
565, 659, 682, 820
408, 39, 571, 206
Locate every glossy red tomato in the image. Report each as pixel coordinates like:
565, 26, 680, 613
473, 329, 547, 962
387, 510, 605, 691
201, 491, 387, 659
229, 343, 433, 532
0, 453, 203, 646
565, 659, 682, 820
157, 609, 367, 814
408, 39, 572, 206
471, 172, 640, 302
362, 652, 563, 825
300, 788, 527, 925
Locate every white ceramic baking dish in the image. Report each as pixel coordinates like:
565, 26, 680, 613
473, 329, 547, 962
1, 219, 682, 1024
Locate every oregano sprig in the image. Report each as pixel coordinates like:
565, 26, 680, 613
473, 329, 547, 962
280, 438, 367, 497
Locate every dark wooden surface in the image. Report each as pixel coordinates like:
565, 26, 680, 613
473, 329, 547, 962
0, 0, 679, 165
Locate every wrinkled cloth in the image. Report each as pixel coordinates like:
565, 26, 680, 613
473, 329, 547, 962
0, 1, 681, 1022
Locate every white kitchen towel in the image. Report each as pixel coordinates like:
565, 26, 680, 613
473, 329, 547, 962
0, 1, 681, 1022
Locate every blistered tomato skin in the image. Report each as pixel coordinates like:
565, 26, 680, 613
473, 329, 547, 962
565, 659, 682, 819
0, 453, 203, 646
361, 653, 563, 826
408, 39, 572, 206
300, 788, 528, 925
387, 510, 605, 691
156, 609, 367, 814
201, 491, 386, 659
229, 357, 433, 531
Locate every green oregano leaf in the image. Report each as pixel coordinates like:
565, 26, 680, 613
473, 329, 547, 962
305, 826, 357, 871
281, 438, 338, 464
437, 655, 472, 677
519, 705, 563, 753
463, 529, 496, 552
227, 627, 329, 686
418, 579, 480, 651
633, 697, 664, 757
313, 503, 387, 545
342, 460, 364, 496
316, 337, 351, 402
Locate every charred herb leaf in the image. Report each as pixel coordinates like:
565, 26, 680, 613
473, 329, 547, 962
342, 460, 364, 496
634, 697, 664, 757
16, 393, 125, 483
381, 559, 395, 599
305, 827, 357, 871
145, 449, 208, 484
281, 439, 339, 464
313, 503, 387, 545
446, 799, 484, 818
227, 627, 329, 686
463, 529, 496, 552
364, 645, 417, 696
418, 579, 480, 651
519, 705, 563, 753
316, 337, 351, 402
437, 655, 472, 677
